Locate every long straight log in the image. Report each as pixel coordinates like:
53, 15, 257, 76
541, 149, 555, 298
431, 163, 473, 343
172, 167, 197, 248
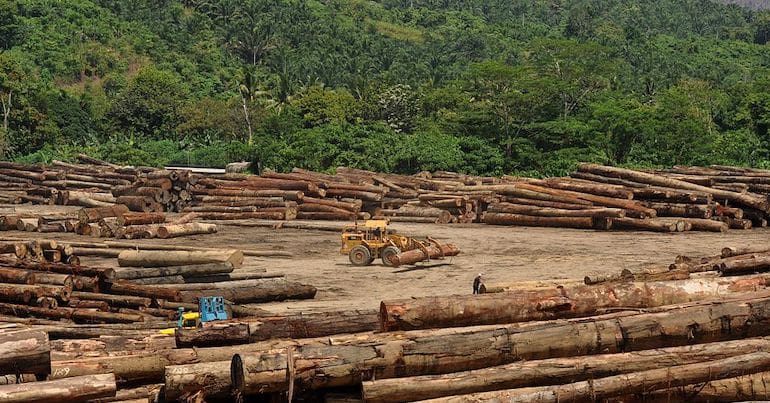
106, 281, 181, 302
379, 275, 770, 331
0, 328, 50, 377
0, 373, 116, 402
498, 197, 593, 210
70, 292, 151, 308
230, 294, 770, 395
487, 203, 625, 218
483, 213, 594, 229
116, 249, 243, 269
538, 178, 634, 199
362, 336, 770, 403
428, 352, 770, 403
636, 370, 770, 402
178, 281, 316, 303
606, 217, 678, 232
111, 263, 235, 281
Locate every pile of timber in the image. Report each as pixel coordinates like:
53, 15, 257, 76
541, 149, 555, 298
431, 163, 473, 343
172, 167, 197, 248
0, 208, 218, 240
5, 157, 770, 232
0, 243, 313, 325
6, 247, 770, 402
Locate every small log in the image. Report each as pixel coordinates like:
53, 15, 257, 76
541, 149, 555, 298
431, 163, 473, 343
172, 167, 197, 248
156, 223, 217, 239
391, 244, 460, 267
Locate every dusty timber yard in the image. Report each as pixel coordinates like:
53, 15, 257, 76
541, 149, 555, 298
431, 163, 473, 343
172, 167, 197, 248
5, 214, 765, 313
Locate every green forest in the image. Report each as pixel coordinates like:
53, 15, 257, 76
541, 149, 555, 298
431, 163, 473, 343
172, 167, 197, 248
1, 0, 770, 176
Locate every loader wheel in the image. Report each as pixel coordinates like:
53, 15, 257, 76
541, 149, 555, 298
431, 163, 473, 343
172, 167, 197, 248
381, 246, 401, 267
349, 245, 373, 266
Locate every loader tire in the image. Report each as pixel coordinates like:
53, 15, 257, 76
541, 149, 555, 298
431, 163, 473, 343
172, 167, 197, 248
381, 246, 401, 267
349, 245, 373, 266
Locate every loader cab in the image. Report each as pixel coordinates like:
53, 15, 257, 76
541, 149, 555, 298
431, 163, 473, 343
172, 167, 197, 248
340, 220, 389, 254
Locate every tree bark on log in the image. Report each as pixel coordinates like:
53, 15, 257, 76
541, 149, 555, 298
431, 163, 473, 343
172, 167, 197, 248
230, 294, 770, 395
70, 292, 151, 308
116, 213, 165, 226
391, 243, 460, 266
111, 262, 234, 280
682, 218, 729, 232
116, 249, 243, 269
362, 336, 770, 403
487, 203, 626, 218
0, 328, 50, 377
156, 223, 217, 239
579, 163, 770, 212
0, 373, 116, 402
426, 352, 770, 403
178, 281, 316, 303
78, 205, 130, 224
164, 361, 232, 401
483, 213, 594, 229
379, 275, 770, 331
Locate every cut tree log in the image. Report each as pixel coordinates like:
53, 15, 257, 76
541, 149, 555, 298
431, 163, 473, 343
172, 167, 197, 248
486, 203, 626, 218
164, 361, 231, 401
230, 294, 770, 395
78, 205, 130, 224
424, 352, 770, 403
110, 262, 235, 280
391, 243, 460, 267
0, 373, 116, 402
379, 275, 770, 330
483, 213, 594, 229
722, 246, 770, 257
362, 336, 770, 403
178, 280, 317, 303
116, 249, 243, 269
155, 223, 217, 239
0, 328, 50, 377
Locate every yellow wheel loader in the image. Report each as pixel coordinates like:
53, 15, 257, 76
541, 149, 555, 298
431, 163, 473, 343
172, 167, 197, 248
340, 220, 428, 266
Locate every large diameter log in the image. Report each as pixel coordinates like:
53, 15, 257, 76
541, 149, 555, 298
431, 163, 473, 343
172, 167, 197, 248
391, 243, 460, 267
483, 213, 594, 229
116, 249, 243, 269
0, 373, 116, 402
156, 223, 217, 239
432, 353, 770, 403
0, 283, 72, 304
164, 361, 231, 401
487, 203, 625, 218
178, 281, 317, 303
78, 205, 130, 224
579, 163, 770, 212
44, 294, 770, 385
0, 244, 26, 259
0, 268, 34, 284
379, 275, 770, 331
0, 329, 50, 377
115, 196, 153, 213
362, 336, 770, 403
112, 262, 235, 280
231, 295, 770, 395
606, 217, 679, 232
638, 370, 770, 402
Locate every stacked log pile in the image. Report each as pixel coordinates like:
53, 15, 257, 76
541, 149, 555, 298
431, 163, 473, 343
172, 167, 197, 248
4, 157, 770, 232
3, 246, 770, 402
0, 243, 313, 325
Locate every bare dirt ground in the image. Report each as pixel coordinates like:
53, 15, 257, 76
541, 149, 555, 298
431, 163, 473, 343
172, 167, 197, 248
3, 203, 769, 314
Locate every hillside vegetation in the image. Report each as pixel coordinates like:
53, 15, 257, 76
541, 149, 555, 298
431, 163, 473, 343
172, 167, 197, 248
1, 0, 770, 175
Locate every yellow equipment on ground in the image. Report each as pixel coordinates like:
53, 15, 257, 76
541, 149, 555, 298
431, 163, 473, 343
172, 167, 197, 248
340, 220, 427, 266
159, 311, 200, 335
